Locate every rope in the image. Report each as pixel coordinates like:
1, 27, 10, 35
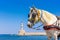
31, 23, 43, 30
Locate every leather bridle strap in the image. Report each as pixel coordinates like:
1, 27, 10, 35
40, 10, 47, 24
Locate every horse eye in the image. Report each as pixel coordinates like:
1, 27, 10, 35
31, 10, 33, 12
28, 14, 30, 17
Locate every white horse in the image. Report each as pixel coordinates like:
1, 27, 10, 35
27, 7, 60, 40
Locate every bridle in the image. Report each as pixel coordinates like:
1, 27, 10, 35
30, 10, 44, 30
30, 9, 57, 30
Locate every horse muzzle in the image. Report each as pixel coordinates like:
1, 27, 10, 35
27, 21, 32, 28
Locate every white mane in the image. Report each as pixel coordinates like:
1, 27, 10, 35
39, 10, 57, 26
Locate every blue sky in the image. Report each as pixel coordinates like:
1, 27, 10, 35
0, 0, 60, 34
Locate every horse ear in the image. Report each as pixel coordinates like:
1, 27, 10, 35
29, 7, 33, 10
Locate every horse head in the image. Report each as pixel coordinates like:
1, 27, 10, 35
27, 7, 41, 28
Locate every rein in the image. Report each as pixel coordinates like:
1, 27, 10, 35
31, 23, 43, 30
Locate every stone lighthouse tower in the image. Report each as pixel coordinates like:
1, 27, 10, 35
18, 23, 25, 35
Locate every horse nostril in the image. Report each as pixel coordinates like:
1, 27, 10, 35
27, 24, 30, 28
27, 24, 32, 28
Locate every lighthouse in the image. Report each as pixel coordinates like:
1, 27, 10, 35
18, 23, 25, 35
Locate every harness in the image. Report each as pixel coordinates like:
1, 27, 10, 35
31, 10, 59, 30
40, 10, 60, 30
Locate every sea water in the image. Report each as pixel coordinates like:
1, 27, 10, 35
0, 34, 60, 40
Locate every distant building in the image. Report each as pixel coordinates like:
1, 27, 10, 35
18, 23, 25, 35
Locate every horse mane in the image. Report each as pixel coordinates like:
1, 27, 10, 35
39, 9, 57, 25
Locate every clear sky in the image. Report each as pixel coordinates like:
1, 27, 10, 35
0, 0, 60, 34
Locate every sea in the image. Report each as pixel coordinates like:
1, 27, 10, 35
0, 34, 60, 40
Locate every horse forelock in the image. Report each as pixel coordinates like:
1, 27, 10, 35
32, 10, 41, 22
